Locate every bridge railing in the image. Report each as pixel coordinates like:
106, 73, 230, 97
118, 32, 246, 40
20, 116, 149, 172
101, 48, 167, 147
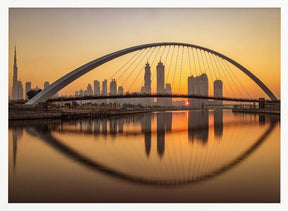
46, 93, 281, 104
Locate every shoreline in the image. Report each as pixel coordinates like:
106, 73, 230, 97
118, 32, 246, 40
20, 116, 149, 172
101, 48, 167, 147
232, 108, 280, 116
9, 106, 280, 120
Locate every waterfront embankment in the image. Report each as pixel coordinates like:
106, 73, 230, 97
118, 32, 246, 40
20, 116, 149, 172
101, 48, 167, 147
232, 108, 280, 115
9, 103, 175, 120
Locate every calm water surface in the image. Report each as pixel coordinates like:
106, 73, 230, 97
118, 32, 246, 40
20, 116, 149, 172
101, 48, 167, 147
9, 110, 280, 203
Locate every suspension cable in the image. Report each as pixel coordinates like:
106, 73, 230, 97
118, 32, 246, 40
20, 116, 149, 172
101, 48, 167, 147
207, 52, 230, 97
216, 55, 244, 98
187, 46, 192, 76
172, 46, 180, 90
122, 48, 153, 91
211, 53, 235, 98
200, 50, 213, 96
117, 48, 147, 81
220, 57, 252, 98
178, 46, 184, 92
191, 48, 201, 95
127, 48, 157, 92
166, 46, 175, 82
108, 50, 142, 81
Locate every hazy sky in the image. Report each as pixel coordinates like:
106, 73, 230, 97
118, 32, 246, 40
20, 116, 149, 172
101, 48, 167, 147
9, 8, 280, 98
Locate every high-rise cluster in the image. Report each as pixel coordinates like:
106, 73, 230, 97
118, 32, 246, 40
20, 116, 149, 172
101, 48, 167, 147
75, 79, 123, 97
140, 60, 172, 106
187, 74, 223, 108
11, 47, 58, 100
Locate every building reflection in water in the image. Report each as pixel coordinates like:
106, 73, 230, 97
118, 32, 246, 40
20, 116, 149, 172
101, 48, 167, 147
93, 119, 100, 135
141, 113, 152, 157
102, 119, 107, 136
214, 108, 223, 138
109, 118, 117, 137
12, 128, 23, 170
10, 110, 224, 165
156, 112, 172, 158
188, 110, 209, 143
118, 119, 124, 133
87, 121, 92, 134
9, 111, 278, 180
259, 115, 265, 125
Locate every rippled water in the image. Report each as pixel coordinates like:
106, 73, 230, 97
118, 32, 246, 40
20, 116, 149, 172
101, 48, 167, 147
8, 110, 280, 203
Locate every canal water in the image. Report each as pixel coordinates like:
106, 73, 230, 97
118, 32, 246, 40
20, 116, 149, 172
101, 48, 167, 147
8, 110, 280, 203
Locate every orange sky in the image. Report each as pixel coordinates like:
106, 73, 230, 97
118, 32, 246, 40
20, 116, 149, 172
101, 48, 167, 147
8, 8, 280, 99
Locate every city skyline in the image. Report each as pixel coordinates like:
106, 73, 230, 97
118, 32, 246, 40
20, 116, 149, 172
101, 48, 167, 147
63, 61, 223, 108
9, 8, 280, 99
9, 45, 227, 101
4, 3, 284, 207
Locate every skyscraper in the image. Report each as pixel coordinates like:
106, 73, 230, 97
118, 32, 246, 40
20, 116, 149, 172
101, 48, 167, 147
12, 46, 23, 100
141, 62, 152, 105
144, 62, 151, 94
44, 81, 50, 89
25, 82, 31, 99
17, 81, 23, 100
109, 79, 117, 96
188, 75, 196, 107
118, 86, 124, 95
214, 80, 223, 105
12, 47, 18, 99
157, 60, 165, 105
187, 73, 208, 109
94, 80, 100, 95
198, 74, 209, 107
87, 84, 93, 95
102, 79, 107, 96
164, 83, 172, 106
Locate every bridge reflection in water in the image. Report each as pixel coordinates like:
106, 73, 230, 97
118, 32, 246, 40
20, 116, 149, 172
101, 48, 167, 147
9, 110, 280, 202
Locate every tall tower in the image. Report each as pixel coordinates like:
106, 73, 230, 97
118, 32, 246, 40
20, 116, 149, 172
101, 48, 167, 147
94, 80, 100, 95
214, 80, 223, 105
87, 83, 93, 95
157, 60, 165, 105
144, 62, 151, 94
198, 73, 209, 108
12, 46, 18, 99
118, 86, 124, 95
44, 81, 50, 89
25, 82, 32, 99
109, 79, 117, 96
17, 81, 23, 100
187, 73, 208, 109
102, 79, 107, 96
164, 83, 172, 106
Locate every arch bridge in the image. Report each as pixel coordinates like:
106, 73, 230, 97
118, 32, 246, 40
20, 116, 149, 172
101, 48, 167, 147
26, 42, 278, 105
